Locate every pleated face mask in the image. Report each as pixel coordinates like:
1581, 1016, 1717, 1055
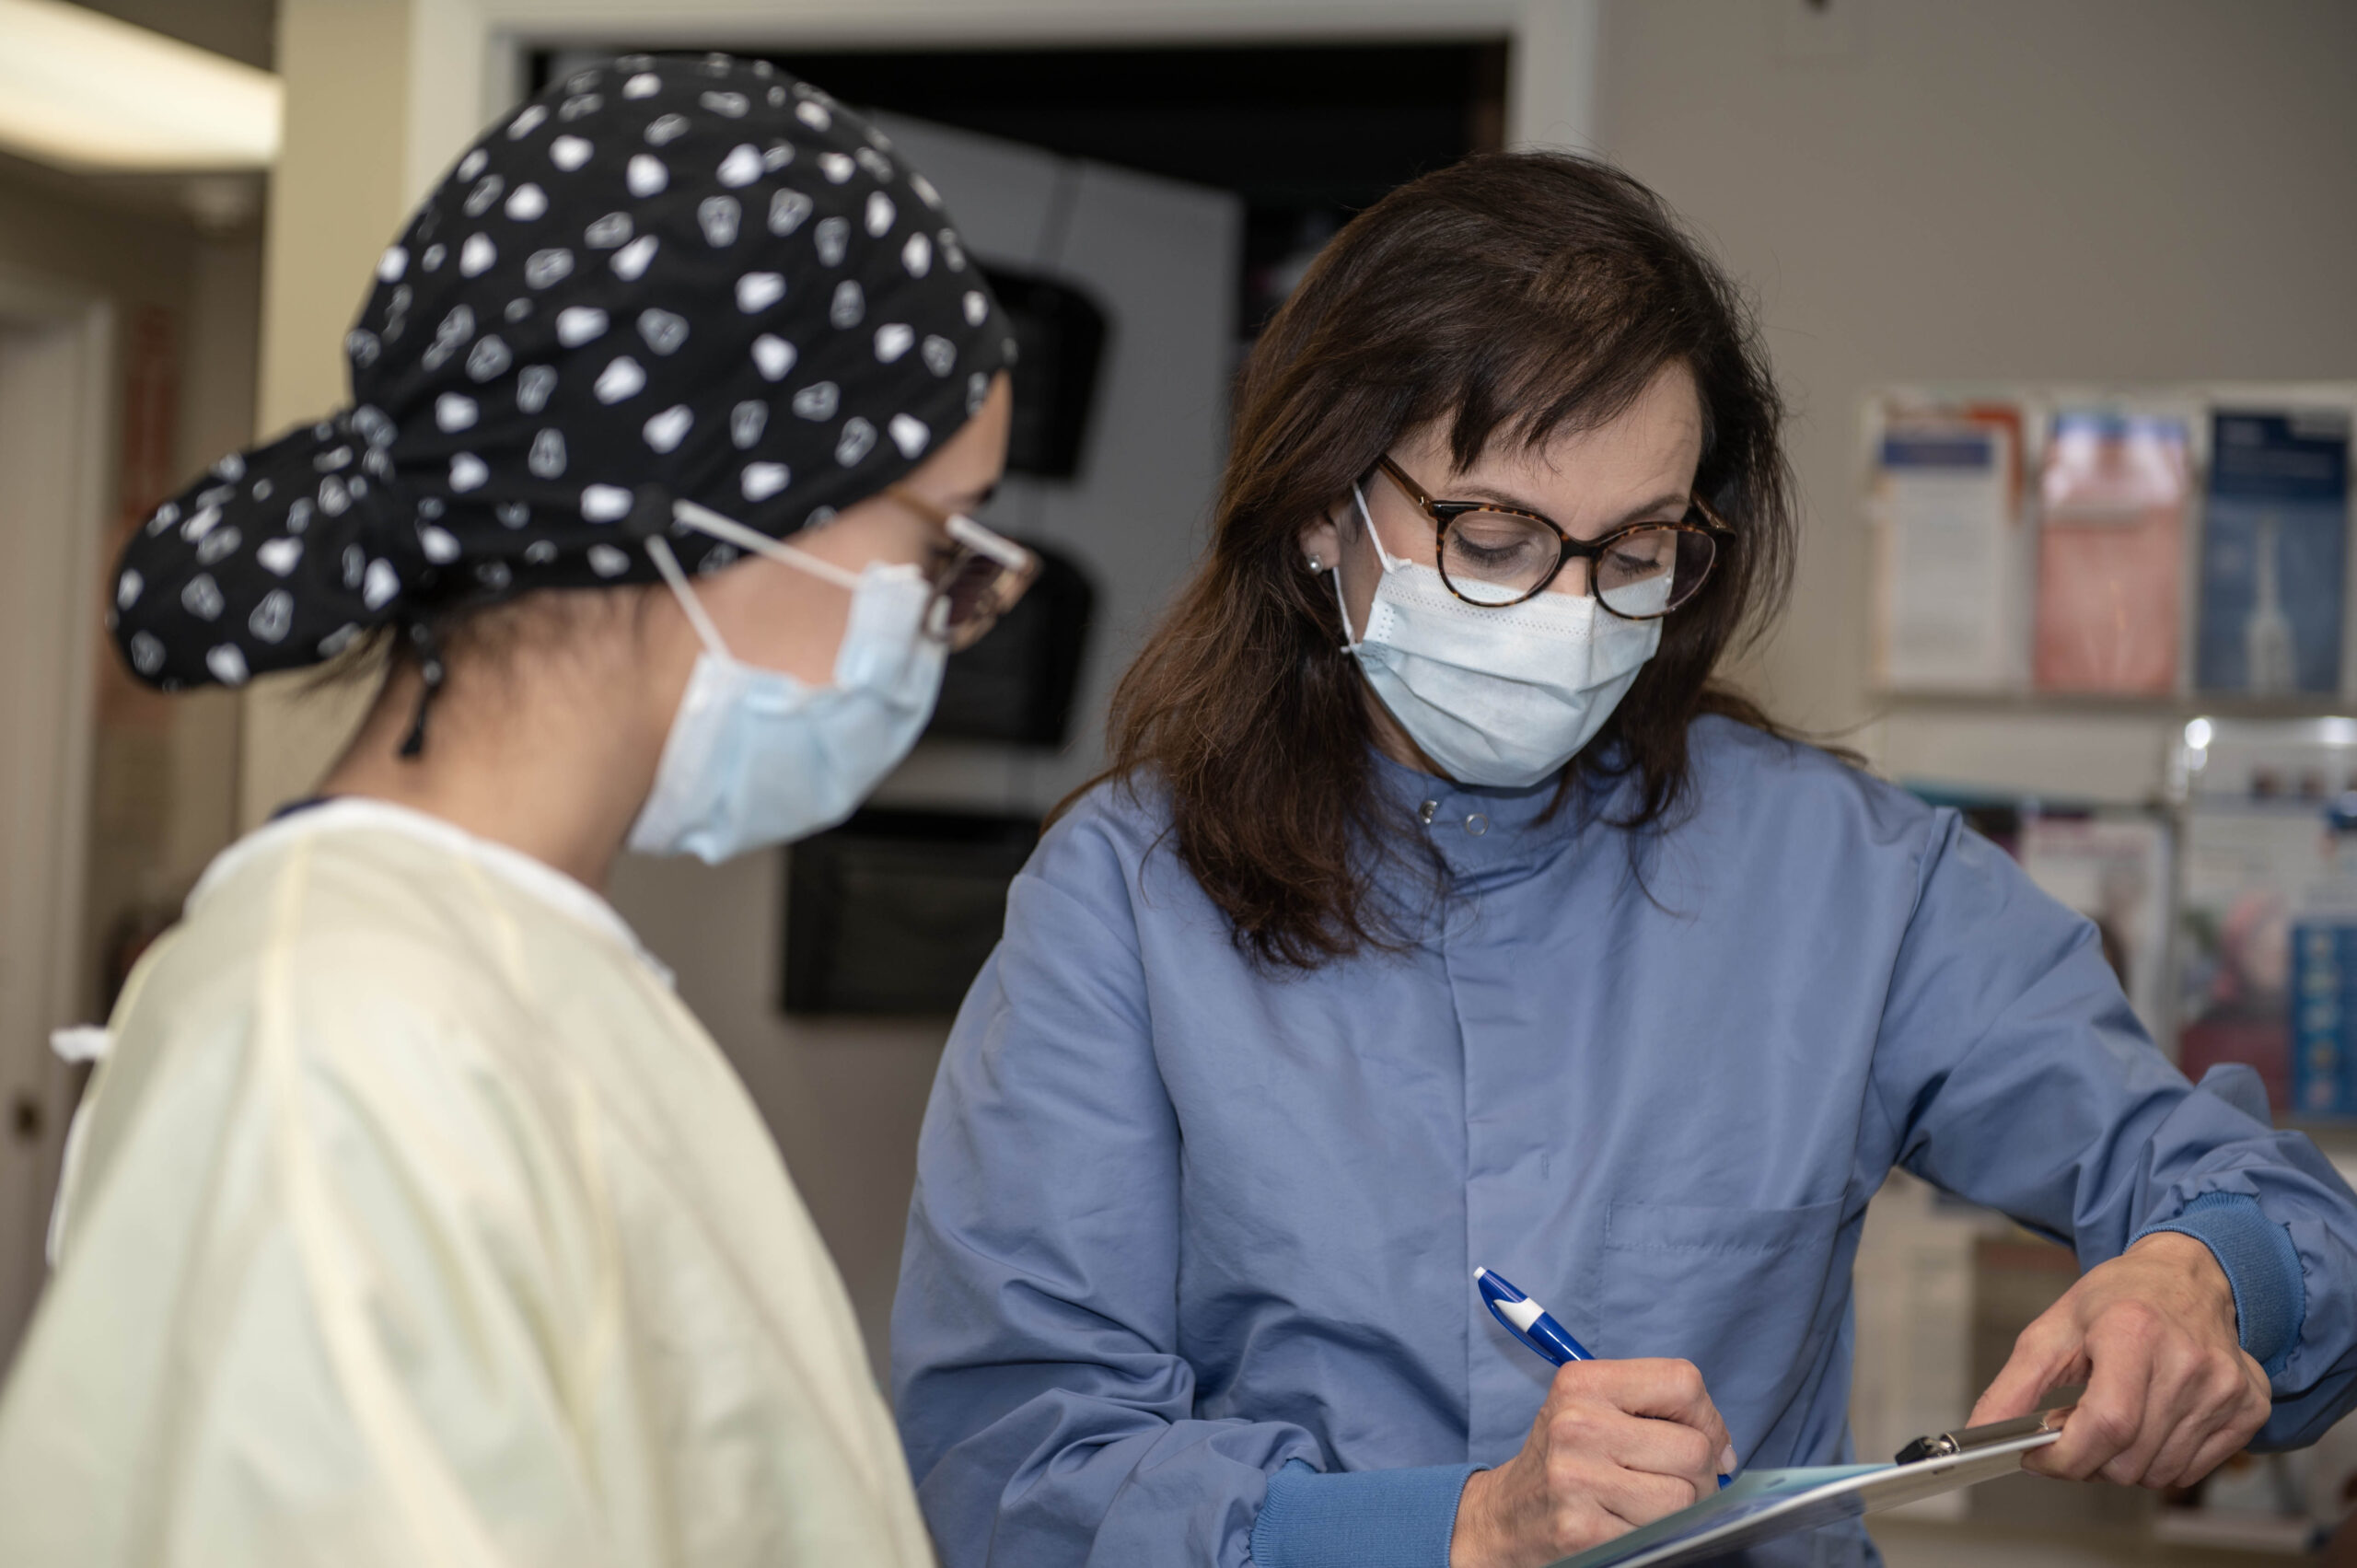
628, 510, 946, 862
1335, 483, 1662, 787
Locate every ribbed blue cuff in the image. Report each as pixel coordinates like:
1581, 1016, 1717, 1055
2139, 1191, 2305, 1376
1249, 1458, 1480, 1568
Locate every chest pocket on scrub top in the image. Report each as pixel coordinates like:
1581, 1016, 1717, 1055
1598, 1199, 1845, 1438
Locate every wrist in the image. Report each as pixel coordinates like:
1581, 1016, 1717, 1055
1449, 1469, 1496, 1568
2129, 1229, 2236, 1317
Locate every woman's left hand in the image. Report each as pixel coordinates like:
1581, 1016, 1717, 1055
1968, 1231, 2271, 1488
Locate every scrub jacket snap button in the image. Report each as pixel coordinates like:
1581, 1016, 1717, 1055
1418, 799, 1439, 826
1464, 813, 1488, 836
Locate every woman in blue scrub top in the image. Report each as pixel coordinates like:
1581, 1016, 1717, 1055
890, 154, 2357, 1568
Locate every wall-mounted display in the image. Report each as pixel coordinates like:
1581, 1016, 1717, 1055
2196, 409, 2352, 697
2032, 412, 2190, 695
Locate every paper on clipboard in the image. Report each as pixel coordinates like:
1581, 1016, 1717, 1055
1548, 1427, 2061, 1568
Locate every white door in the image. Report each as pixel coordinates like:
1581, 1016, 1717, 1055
0, 285, 112, 1368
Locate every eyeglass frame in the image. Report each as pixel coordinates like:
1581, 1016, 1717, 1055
884, 484, 1041, 651
1370, 455, 1732, 620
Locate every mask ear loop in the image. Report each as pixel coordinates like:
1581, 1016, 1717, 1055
644, 535, 734, 662
1333, 482, 1400, 653
673, 498, 863, 590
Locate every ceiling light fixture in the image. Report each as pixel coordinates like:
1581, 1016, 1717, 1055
0, 0, 281, 173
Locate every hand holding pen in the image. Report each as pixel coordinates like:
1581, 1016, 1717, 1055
1447, 1269, 1737, 1568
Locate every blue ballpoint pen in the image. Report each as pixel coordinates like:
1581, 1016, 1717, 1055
1476, 1266, 1733, 1488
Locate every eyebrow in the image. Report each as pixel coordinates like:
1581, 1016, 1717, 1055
1455, 482, 1693, 528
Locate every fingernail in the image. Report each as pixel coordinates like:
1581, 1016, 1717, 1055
1718, 1445, 1739, 1475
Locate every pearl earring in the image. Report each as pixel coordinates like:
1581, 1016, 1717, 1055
1306, 553, 1323, 571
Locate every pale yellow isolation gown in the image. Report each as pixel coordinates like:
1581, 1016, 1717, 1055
0, 799, 936, 1568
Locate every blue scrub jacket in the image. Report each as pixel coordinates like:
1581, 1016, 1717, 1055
892, 718, 2357, 1568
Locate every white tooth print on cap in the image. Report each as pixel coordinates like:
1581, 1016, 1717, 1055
585, 211, 631, 248
611, 234, 657, 280
116, 570, 141, 608
836, 417, 877, 466
580, 484, 633, 521
902, 232, 932, 276
450, 453, 490, 491
129, 632, 165, 675
517, 364, 556, 412
769, 190, 813, 236
257, 537, 302, 575
182, 574, 224, 619
528, 428, 567, 477
524, 540, 557, 563
505, 182, 549, 220
814, 216, 850, 266
196, 527, 240, 565
751, 334, 795, 380
465, 334, 512, 381
495, 501, 530, 528
421, 243, 446, 272
921, 334, 956, 376
377, 246, 408, 281
643, 405, 692, 453
911, 171, 943, 208
319, 476, 351, 516
865, 191, 895, 237
464, 174, 504, 216
459, 233, 496, 276
818, 152, 855, 184
698, 195, 740, 246
182, 505, 222, 540
645, 113, 689, 145
250, 590, 294, 643
963, 290, 989, 326
795, 99, 831, 131
623, 72, 659, 99
716, 145, 761, 187
762, 141, 794, 171
792, 381, 839, 420
830, 280, 864, 329
507, 103, 549, 139
587, 544, 631, 577
559, 93, 601, 122
875, 323, 914, 363
595, 356, 646, 402
737, 273, 785, 313
419, 525, 461, 563
888, 413, 930, 459
638, 308, 689, 354
525, 249, 574, 288
701, 89, 749, 118
627, 155, 668, 197
741, 462, 789, 501
206, 645, 250, 686
457, 147, 487, 180
555, 306, 607, 346
550, 135, 593, 171
435, 392, 478, 431
362, 559, 401, 609
730, 401, 767, 448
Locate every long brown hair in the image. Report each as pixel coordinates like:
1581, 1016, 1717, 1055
1064, 152, 1797, 970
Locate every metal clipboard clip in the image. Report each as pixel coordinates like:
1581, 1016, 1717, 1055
1895, 1405, 2073, 1466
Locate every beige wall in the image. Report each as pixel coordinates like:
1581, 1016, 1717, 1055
1592, 0, 2357, 792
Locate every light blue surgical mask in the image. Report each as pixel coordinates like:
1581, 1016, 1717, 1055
1336, 483, 1661, 787
627, 505, 947, 863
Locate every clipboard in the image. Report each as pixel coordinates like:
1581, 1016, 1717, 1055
1549, 1409, 2070, 1568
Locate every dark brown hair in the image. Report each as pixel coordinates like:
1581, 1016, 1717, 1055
1063, 151, 1797, 970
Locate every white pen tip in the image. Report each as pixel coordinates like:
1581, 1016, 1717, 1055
1473, 1267, 1489, 1283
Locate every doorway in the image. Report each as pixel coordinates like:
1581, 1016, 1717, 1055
0, 283, 112, 1365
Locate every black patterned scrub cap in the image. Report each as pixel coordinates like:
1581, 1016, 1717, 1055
110, 52, 1013, 706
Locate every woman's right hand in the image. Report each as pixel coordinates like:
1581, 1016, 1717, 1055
1448, 1358, 1736, 1568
